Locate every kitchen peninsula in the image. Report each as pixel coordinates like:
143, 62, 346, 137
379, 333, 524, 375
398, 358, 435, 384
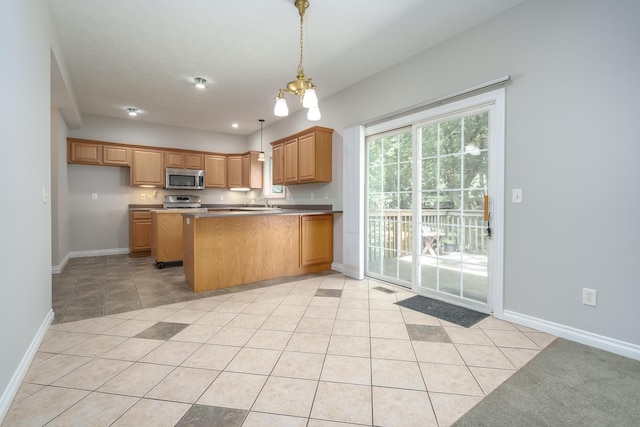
182, 209, 337, 292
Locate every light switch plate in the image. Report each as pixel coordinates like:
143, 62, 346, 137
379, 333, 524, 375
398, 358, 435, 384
512, 188, 523, 203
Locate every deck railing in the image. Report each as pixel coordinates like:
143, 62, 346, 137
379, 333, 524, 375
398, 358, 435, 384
368, 209, 486, 258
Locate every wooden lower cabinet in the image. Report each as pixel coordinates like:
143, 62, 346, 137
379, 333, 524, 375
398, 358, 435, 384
130, 211, 152, 256
151, 212, 185, 267
300, 214, 334, 266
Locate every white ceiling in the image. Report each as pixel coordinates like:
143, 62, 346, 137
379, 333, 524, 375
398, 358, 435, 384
49, 0, 523, 135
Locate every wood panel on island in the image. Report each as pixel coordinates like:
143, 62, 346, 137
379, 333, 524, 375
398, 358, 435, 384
182, 212, 334, 292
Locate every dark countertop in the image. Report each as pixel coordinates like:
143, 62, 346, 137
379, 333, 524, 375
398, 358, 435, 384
129, 204, 336, 212
183, 208, 341, 218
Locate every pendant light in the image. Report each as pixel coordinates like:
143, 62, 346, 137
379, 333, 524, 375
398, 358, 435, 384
258, 119, 266, 162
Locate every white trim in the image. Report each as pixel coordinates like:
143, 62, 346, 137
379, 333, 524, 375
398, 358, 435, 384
331, 262, 344, 274
0, 309, 54, 423
503, 310, 640, 361
51, 248, 130, 274
51, 252, 70, 274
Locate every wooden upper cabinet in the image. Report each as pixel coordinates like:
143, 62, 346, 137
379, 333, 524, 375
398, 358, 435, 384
205, 154, 227, 188
272, 142, 284, 185
165, 152, 184, 168
298, 130, 332, 182
68, 140, 102, 164
131, 148, 165, 187
228, 152, 263, 189
270, 126, 333, 185
68, 139, 131, 166
184, 153, 204, 169
283, 138, 299, 184
242, 151, 263, 189
165, 152, 205, 170
227, 155, 243, 188
103, 145, 130, 166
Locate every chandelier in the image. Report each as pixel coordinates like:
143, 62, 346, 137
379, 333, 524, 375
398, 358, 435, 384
273, 0, 321, 121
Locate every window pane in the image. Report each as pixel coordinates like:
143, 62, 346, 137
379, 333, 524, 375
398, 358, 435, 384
383, 164, 398, 192
421, 158, 437, 190
399, 162, 412, 191
421, 125, 438, 158
441, 155, 461, 189
368, 165, 382, 192
399, 132, 412, 162
440, 118, 462, 155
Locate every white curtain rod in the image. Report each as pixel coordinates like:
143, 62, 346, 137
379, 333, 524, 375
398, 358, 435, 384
354, 75, 511, 128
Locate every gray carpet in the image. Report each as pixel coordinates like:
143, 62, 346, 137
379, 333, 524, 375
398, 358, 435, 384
454, 338, 640, 426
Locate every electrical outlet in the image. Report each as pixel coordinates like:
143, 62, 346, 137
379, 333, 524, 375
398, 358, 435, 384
324, 192, 329, 200
582, 288, 597, 306
310, 192, 315, 200
91, 193, 98, 200
219, 195, 224, 201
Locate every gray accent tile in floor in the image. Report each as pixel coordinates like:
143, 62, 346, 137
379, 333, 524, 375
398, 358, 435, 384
406, 324, 452, 343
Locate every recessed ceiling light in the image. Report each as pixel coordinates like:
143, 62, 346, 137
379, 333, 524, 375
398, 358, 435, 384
126, 107, 138, 116
232, 123, 239, 128
193, 77, 207, 89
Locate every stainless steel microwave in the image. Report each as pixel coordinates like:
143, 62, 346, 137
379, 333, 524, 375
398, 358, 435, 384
165, 168, 205, 190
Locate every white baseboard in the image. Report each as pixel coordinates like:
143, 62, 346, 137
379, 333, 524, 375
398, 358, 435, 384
503, 310, 640, 361
51, 248, 130, 274
0, 309, 54, 424
331, 262, 344, 274
51, 253, 70, 274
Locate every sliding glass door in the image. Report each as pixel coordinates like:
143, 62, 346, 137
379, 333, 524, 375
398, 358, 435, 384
417, 110, 489, 304
366, 128, 413, 285
365, 91, 504, 312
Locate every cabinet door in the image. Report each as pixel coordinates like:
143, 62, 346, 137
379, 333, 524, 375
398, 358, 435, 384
283, 138, 299, 184
205, 155, 227, 188
241, 153, 251, 188
184, 153, 204, 169
298, 132, 316, 182
152, 213, 184, 262
103, 145, 130, 166
240, 151, 263, 189
272, 143, 284, 185
165, 152, 184, 168
227, 155, 243, 188
130, 211, 152, 254
300, 214, 333, 266
68, 140, 102, 164
131, 149, 165, 186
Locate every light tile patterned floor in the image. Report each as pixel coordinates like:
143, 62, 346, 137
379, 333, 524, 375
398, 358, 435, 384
4, 261, 556, 426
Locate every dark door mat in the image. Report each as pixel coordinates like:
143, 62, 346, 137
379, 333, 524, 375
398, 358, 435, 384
396, 295, 488, 328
